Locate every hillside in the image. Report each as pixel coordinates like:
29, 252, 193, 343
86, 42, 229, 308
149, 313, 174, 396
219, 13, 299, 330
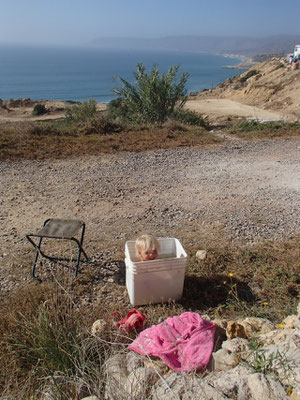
188, 58, 300, 122
90, 35, 298, 57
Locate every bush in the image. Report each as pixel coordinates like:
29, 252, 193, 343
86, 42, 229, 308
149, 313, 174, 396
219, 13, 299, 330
240, 69, 259, 83
66, 99, 97, 122
79, 115, 122, 135
112, 63, 189, 124
106, 98, 131, 123
32, 103, 47, 116
172, 109, 209, 128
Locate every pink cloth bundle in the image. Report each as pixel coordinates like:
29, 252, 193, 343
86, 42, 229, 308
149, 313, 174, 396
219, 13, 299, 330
128, 312, 215, 372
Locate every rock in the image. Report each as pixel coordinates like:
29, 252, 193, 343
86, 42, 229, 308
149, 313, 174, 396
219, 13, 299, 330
259, 330, 300, 389
237, 317, 276, 338
80, 397, 99, 400
222, 337, 250, 356
104, 354, 128, 400
226, 321, 247, 339
151, 373, 228, 400
91, 319, 107, 336
126, 351, 144, 374
212, 348, 239, 371
204, 365, 250, 399
212, 338, 250, 371
196, 250, 207, 260
283, 315, 296, 329
237, 373, 290, 400
212, 319, 228, 331
124, 366, 156, 399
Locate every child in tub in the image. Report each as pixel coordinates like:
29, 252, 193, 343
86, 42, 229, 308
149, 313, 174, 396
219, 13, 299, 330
135, 234, 159, 261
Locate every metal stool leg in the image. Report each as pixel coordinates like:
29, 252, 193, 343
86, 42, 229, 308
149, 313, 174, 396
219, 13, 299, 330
73, 223, 88, 277
31, 236, 43, 281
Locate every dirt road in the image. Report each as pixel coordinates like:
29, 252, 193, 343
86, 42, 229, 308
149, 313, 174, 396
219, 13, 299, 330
185, 98, 285, 122
1, 138, 300, 285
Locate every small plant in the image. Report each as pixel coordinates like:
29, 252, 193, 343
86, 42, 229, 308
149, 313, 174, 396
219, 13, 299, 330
66, 99, 97, 122
79, 115, 122, 135
171, 109, 209, 128
32, 103, 47, 116
239, 69, 259, 83
112, 63, 189, 124
246, 339, 291, 378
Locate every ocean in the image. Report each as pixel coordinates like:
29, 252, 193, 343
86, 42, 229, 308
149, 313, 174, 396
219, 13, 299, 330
0, 44, 243, 103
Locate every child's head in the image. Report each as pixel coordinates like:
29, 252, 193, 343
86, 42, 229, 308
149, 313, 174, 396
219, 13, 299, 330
135, 234, 159, 261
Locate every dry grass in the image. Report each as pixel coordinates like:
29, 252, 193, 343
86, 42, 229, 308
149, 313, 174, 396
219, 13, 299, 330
225, 120, 300, 139
0, 234, 299, 397
0, 118, 221, 161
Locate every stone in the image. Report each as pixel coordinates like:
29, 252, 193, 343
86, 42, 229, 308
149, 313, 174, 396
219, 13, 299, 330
124, 366, 157, 399
283, 315, 296, 329
212, 348, 240, 371
91, 319, 107, 336
204, 365, 250, 399
80, 397, 99, 400
211, 338, 250, 372
196, 250, 207, 260
222, 337, 250, 357
260, 330, 300, 389
237, 373, 290, 400
237, 317, 276, 338
226, 321, 247, 339
126, 351, 144, 374
104, 353, 128, 400
151, 373, 228, 400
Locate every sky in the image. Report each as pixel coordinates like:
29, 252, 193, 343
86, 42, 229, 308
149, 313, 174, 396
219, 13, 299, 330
0, 0, 299, 46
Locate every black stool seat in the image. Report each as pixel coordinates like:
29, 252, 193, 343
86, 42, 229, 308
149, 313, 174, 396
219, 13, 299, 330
26, 218, 88, 280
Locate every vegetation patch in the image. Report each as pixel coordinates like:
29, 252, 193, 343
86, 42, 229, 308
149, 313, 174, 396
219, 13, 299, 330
226, 119, 300, 139
65, 99, 97, 122
0, 235, 298, 397
0, 118, 217, 160
239, 69, 259, 83
112, 63, 189, 124
32, 103, 47, 116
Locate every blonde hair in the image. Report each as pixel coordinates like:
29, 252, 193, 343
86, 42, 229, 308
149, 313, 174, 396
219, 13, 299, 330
135, 234, 159, 256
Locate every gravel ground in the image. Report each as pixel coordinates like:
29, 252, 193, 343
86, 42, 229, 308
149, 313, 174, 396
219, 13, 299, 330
1, 137, 300, 289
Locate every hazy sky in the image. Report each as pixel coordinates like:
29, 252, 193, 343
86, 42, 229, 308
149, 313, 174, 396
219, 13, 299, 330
1, 0, 299, 46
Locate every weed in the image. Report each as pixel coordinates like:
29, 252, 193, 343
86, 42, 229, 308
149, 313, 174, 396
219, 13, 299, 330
32, 103, 47, 116
239, 69, 259, 83
246, 338, 291, 378
171, 109, 209, 128
66, 99, 97, 122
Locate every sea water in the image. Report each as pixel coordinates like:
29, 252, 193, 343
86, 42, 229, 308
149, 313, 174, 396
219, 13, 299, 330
0, 44, 243, 103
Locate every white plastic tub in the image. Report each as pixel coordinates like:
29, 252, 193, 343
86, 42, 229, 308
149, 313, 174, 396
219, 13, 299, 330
125, 238, 188, 306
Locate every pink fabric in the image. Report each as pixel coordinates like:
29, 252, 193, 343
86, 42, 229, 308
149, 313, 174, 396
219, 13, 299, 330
116, 309, 146, 332
128, 312, 215, 372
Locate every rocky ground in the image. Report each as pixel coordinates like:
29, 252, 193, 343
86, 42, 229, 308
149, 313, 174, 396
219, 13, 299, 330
1, 136, 300, 291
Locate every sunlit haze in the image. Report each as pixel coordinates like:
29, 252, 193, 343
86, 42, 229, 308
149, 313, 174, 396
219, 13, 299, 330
0, 0, 299, 46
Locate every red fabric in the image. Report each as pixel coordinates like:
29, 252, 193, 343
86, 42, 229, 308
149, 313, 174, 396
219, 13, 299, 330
116, 309, 146, 332
128, 312, 215, 372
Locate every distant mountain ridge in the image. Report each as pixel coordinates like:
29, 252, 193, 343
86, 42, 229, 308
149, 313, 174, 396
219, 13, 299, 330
90, 35, 299, 57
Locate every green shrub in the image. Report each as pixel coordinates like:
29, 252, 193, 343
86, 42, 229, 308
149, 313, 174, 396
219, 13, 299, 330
240, 69, 259, 83
32, 103, 47, 116
66, 99, 97, 122
172, 109, 209, 128
106, 98, 131, 123
112, 63, 189, 124
79, 115, 122, 135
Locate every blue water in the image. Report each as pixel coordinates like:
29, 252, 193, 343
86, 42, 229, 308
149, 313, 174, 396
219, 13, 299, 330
0, 44, 243, 103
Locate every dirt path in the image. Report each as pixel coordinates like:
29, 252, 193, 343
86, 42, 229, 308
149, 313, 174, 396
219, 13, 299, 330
1, 137, 300, 290
185, 98, 285, 122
